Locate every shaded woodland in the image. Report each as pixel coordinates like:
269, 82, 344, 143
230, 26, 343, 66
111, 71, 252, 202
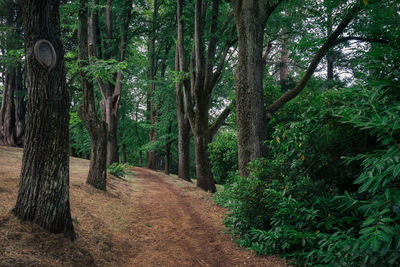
0, 0, 399, 265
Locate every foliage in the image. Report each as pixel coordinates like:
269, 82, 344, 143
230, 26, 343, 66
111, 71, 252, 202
107, 163, 132, 178
216, 78, 400, 265
69, 112, 90, 158
208, 131, 238, 184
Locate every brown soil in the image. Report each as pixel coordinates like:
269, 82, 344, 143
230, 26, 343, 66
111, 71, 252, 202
0, 145, 287, 267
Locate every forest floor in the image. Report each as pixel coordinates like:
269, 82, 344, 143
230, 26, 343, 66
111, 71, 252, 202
0, 145, 287, 267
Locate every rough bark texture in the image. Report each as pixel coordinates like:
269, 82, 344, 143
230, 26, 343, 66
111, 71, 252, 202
93, 0, 132, 165
175, 46, 191, 181
232, 0, 359, 177
78, 0, 107, 191
231, 0, 273, 177
177, 0, 233, 192
0, 69, 17, 146
13, 0, 74, 240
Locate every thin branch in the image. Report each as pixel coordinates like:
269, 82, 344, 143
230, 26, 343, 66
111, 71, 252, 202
266, 3, 362, 119
209, 101, 233, 138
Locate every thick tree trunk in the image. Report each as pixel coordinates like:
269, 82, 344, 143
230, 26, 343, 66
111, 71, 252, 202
78, 0, 107, 191
175, 46, 191, 181
0, 69, 17, 146
13, 0, 74, 240
194, 129, 216, 192
177, 0, 232, 191
232, 1, 269, 177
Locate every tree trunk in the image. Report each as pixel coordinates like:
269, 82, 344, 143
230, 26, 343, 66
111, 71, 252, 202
279, 34, 290, 91
164, 141, 171, 175
78, 0, 107, 191
93, 0, 132, 165
13, 0, 74, 240
122, 143, 127, 163
0, 69, 17, 146
326, 1, 334, 88
175, 46, 191, 181
146, 0, 160, 170
177, 0, 232, 192
15, 64, 26, 146
194, 128, 216, 192
105, 104, 119, 164
232, 1, 269, 177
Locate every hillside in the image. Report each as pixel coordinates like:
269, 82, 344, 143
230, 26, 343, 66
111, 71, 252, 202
0, 145, 286, 266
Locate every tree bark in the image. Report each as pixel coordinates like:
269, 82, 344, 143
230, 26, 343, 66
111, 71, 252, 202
175, 46, 191, 181
164, 124, 173, 175
94, 0, 132, 165
231, 0, 275, 177
14, 64, 26, 146
78, 0, 107, 191
0, 68, 17, 146
177, 0, 233, 192
13, 0, 74, 240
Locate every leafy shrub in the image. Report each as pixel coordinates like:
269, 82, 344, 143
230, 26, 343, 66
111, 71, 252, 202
215, 83, 400, 266
107, 163, 132, 178
208, 131, 238, 184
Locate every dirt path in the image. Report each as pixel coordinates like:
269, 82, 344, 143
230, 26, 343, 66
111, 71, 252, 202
0, 145, 286, 266
125, 167, 285, 267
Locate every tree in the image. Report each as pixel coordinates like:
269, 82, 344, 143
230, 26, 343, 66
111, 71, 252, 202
77, 0, 107, 190
90, 0, 133, 165
0, 0, 25, 147
175, 45, 191, 181
231, 0, 366, 176
13, 0, 74, 240
177, 0, 235, 192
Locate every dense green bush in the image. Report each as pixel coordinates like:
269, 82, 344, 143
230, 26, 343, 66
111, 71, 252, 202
208, 131, 238, 184
215, 82, 400, 266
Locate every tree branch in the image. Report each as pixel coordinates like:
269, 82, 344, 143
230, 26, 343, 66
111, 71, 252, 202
209, 102, 233, 138
266, 3, 362, 119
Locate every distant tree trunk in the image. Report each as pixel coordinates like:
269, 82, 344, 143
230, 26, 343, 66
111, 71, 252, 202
164, 124, 172, 175
122, 143, 127, 163
231, 0, 272, 177
326, 1, 334, 88
164, 143, 171, 175
138, 150, 143, 165
0, 68, 17, 146
146, 0, 160, 170
78, 0, 107, 191
13, 0, 74, 240
175, 46, 191, 181
14, 64, 26, 146
279, 33, 290, 91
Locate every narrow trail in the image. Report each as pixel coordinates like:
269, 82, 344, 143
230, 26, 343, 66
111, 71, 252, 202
125, 167, 286, 267
0, 145, 286, 266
